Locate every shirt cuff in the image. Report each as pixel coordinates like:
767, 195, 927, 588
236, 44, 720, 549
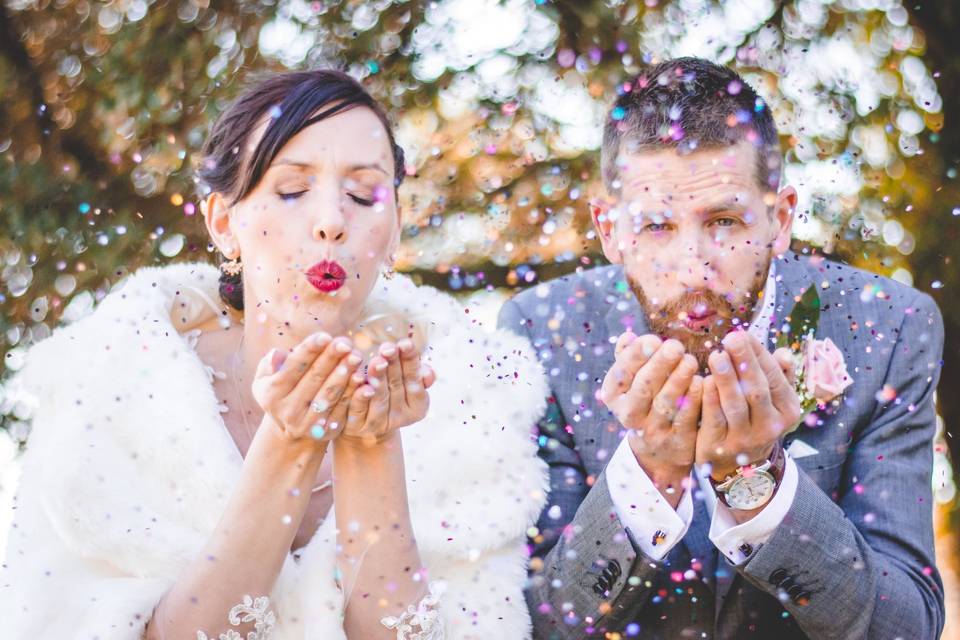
709, 451, 799, 564
607, 433, 693, 561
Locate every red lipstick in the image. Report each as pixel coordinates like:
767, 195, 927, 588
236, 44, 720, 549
305, 260, 347, 292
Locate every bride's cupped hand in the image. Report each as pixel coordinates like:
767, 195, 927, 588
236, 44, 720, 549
251, 332, 366, 452
341, 338, 436, 445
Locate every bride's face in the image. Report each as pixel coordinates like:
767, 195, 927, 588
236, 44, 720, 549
207, 106, 400, 337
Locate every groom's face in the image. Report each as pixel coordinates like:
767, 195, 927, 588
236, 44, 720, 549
593, 141, 795, 369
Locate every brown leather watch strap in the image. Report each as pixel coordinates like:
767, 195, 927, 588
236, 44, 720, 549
708, 439, 786, 505
766, 439, 786, 484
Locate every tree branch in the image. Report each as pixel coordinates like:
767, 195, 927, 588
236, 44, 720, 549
0, 3, 106, 179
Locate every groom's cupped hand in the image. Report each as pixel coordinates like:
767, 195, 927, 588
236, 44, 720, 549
696, 331, 802, 483
599, 330, 803, 512
599, 331, 703, 508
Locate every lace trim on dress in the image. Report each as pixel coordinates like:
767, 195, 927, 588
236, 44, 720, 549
380, 581, 446, 639
196, 595, 276, 640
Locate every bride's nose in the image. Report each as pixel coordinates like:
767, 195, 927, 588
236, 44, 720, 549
313, 201, 346, 243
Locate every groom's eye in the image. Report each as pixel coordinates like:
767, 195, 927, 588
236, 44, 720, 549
711, 216, 740, 227
643, 222, 670, 233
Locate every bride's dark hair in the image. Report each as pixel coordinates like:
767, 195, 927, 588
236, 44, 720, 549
196, 69, 406, 311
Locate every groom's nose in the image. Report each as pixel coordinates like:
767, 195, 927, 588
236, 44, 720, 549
674, 233, 719, 290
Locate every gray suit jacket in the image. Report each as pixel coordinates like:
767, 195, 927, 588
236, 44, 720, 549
498, 251, 945, 639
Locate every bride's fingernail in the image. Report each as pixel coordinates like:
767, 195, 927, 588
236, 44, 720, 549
374, 360, 389, 372
362, 386, 376, 398
398, 339, 414, 353
351, 372, 365, 384
269, 348, 286, 373
380, 344, 397, 358
335, 340, 352, 354
314, 332, 331, 346
347, 354, 362, 367
265, 348, 277, 373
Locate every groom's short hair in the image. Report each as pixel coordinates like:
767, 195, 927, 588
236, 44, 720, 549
601, 57, 782, 193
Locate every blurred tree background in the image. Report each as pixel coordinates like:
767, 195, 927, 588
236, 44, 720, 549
1, 0, 958, 627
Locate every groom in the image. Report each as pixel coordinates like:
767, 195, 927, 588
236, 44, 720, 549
500, 57, 945, 639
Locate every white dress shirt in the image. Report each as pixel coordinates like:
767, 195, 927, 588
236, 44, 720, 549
606, 263, 800, 564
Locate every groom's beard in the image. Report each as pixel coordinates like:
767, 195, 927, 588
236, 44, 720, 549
628, 267, 769, 372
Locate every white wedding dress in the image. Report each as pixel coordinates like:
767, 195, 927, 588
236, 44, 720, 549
0, 262, 549, 639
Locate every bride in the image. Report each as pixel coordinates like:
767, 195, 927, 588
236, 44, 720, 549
0, 69, 548, 639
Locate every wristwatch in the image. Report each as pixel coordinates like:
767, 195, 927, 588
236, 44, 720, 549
709, 441, 786, 510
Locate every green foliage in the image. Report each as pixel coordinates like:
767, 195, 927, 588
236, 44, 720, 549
1, 0, 957, 455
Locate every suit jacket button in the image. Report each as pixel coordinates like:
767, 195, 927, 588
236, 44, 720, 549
787, 584, 804, 598
778, 576, 795, 590
593, 582, 606, 596
607, 559, 622, 578
769, 568, 788, 585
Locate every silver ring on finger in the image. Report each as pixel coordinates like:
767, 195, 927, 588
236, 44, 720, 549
310, 399, 330, 414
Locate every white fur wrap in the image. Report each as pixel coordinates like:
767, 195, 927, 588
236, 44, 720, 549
0, 262, 549, 639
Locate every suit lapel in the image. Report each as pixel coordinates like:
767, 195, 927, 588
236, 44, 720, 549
769, 251, 816, 344
603, 269, 649, 339
591, 270, 649, 470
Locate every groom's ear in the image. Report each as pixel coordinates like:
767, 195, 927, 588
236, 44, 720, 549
590, 198, 623, 264
770, 185, 797, 256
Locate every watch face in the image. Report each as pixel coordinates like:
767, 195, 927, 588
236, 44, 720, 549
725, 472, 776, 510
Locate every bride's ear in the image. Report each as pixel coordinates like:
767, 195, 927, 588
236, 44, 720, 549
203, 192, 239, 258
387, 212, 401, 266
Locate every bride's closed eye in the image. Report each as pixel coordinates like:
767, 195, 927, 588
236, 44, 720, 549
348, 193, 375, 207
275, 190, 374, 206
278, 189, 308, 202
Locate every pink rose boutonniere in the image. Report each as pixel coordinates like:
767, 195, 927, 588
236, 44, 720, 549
778, 286, 854, 431
801, 336, 854, 405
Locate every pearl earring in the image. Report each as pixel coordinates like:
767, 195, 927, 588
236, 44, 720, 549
220, 248, 242, 277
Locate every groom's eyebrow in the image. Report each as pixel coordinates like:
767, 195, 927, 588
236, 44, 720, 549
626, 198, 746, 220
695, 198, 747, 216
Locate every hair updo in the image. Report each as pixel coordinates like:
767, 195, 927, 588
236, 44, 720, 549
196, 69, 406, 311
